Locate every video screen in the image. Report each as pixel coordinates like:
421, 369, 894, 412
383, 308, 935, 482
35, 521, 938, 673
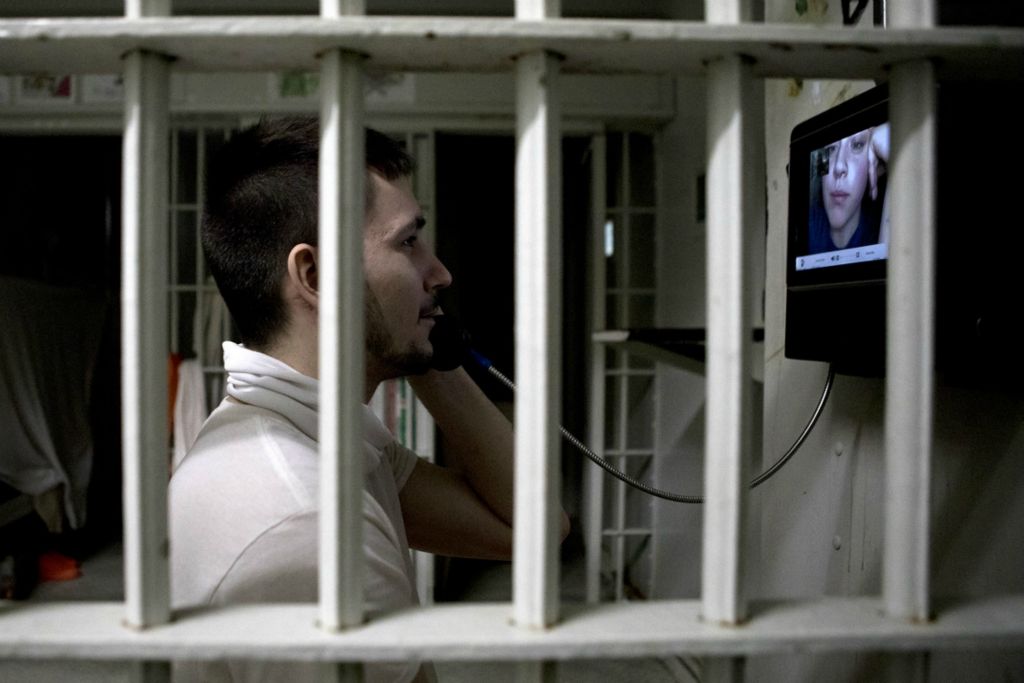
795, 122, 890, 272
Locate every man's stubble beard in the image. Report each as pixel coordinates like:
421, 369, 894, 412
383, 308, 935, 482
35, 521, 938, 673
364, 287, 433, 378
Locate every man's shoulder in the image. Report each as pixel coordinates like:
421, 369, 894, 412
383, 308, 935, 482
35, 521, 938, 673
169, 402, 320, 609
176, 400, 315, 473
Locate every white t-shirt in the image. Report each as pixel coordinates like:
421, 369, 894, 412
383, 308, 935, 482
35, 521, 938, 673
169, 342, 424, 682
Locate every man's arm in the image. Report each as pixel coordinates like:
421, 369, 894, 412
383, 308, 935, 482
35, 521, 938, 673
398, 366, 570, 560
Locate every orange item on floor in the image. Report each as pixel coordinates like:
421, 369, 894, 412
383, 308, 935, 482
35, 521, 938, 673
38, 552, 82, 582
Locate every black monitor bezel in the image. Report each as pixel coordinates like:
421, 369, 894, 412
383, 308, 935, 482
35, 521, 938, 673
787, 83, 889, 290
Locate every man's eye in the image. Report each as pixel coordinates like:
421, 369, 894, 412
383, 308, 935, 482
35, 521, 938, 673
402, 235, 418, 247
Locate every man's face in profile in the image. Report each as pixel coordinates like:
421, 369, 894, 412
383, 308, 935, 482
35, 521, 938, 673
362, 172, 452, 379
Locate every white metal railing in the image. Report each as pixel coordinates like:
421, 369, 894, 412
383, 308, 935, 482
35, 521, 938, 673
2, 0, 1024, 679
585, 131, 659, 604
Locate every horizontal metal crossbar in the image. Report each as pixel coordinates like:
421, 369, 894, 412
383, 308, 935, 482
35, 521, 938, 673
0, 18, 1023, 79
1, 596, 1022, 662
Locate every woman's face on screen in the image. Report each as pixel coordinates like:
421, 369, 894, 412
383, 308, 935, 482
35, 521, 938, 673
821, 129, 871, 237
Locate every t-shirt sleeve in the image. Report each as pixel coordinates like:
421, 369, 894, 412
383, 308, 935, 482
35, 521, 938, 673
383, 441, 421, 492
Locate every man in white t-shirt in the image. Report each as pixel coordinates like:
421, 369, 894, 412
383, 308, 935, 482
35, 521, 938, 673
169, 118, 569, 682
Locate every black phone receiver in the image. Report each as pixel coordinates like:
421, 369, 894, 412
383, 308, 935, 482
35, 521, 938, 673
428, 315, 471, 371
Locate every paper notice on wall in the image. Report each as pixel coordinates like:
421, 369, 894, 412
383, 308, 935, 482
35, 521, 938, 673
81, 75, 125, 103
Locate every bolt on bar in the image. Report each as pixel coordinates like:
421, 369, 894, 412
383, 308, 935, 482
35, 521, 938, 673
513, 47, 564, 632
701, 53, 757, 628
121, 0, 172, 631
884, 58, 936, 625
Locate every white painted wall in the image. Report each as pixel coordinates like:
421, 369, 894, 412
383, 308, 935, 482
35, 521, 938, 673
0, 70, 673, 130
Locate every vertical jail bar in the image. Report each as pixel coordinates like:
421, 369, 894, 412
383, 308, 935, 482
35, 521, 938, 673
318, 0, 366, 636
614, 134, 632, 603
122, 0, 171, 628
318, 50, 367, 631
884, 0, 936, 628
513, 47, 563, 630
584, 135, 607, 603
701, 53, 756, 627
705, 0, 753, 23
884, 59, 936, 623
516, 0, 560, 18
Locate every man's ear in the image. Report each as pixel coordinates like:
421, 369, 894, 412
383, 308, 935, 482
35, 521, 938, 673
286, 243, 318, 309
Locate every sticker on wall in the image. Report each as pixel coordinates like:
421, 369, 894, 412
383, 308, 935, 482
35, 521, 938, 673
15, 74, 76, 105
271, 71, 416, 106
81, 75, 124, 103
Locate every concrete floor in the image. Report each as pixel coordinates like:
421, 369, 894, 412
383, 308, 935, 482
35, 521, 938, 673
2, 541, 692, 682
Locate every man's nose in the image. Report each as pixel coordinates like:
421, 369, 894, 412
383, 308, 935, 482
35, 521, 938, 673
427, 253, 453, 291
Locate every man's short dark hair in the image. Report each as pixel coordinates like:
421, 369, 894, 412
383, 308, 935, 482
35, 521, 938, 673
202, 117, 414, 349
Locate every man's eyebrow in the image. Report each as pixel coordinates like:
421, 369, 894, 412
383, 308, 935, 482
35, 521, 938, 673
389, 215, 426, 240
398, 215, 426, 231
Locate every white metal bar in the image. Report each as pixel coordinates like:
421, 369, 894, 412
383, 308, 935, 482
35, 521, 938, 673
515, 0, 560, 20
701, 54, 756, 626
584, 133, 607, 604
2, 20, 1023, 81
889, 1, 935, 29
613, 133, 631, 602
168, 129, 179, 355
125, 0, 170, 20
2, 597, 1023, 660
883, 59, 936, 624
318, 47, 367, 632
513, 49, 562, 630
705, 0, 753, 24
322, 0, 365, 17
196, 127, 208, 362
121, 47, 171, 630
409, 130, 438, 607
